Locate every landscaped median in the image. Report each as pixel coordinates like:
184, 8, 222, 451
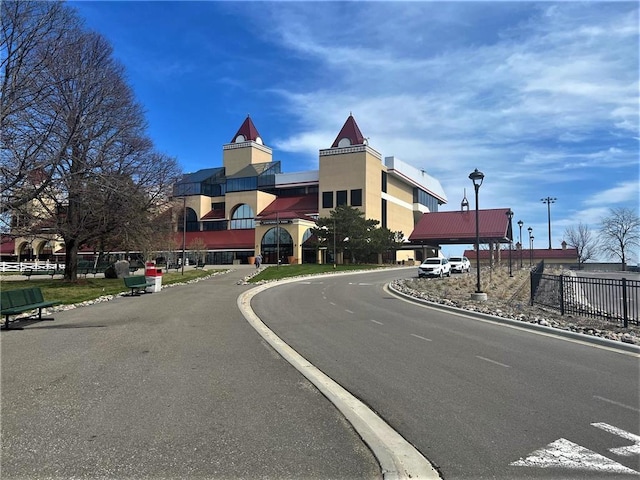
0, 269, 223, 325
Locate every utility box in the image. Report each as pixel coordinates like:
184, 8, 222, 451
145, 262, 163, 293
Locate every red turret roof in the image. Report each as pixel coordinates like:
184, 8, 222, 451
231, 115, 262, 143
331, 114, 366, 148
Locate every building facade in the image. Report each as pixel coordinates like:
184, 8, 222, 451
171, 114, 448, 265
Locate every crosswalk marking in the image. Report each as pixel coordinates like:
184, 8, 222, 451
510, 438, 639, 475
592, 422, 640, 457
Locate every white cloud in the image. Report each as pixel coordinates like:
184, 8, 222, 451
584, 181, 640, 207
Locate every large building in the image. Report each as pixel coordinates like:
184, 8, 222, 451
171, 114, 448, 265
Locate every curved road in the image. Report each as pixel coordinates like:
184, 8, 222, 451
251, 269, 640, 479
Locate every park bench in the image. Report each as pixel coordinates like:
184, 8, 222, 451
123, 275, 154, 296
23, 268, 59, 279
1, 287, 61, 330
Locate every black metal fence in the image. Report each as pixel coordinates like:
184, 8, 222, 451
531, 261, 639, 327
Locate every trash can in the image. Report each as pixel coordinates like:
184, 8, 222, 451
145, 262, 163, 293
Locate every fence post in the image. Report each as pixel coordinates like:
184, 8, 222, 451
622, 278, 628, 329
559, 275, 565, 316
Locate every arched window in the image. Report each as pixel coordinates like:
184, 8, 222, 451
230, 204, 255, 229
261, 227, 293, 264
178, 207, 199, 232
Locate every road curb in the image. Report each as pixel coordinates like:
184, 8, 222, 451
237, 274, 442, 480
387, 283, 640, 355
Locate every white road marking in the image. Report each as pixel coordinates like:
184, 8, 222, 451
345, 309, 354, 314
370, 320, 384, 325
592, 422, 640, 457
410, 333, 432, 342
511, 438, 640, 475
475, 356, 511, 368
329, 302, 336, 306
594, 395, 640, 413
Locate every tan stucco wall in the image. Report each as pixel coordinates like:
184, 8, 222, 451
223, 142, 273, 177
318, 149, 384, 220
225, 190, 276, 222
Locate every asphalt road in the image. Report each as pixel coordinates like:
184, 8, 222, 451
1, 267, 381, 480
251, 269, 640, 479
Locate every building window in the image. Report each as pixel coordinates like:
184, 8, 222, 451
230, 204, 255, 229
337, 190, 347, 206
350, 189, 362, 206
381, 171, 387, 193
322, 191, 333, 209
381, 199, 387, 229
178, 207, 199, 232
413, 188, 439, 212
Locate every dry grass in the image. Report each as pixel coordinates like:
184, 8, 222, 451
397, 266, 640, 345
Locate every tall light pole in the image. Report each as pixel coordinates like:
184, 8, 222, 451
541, 197, 556, 249
181, 196, 186, 275
276, 211, 280, 270
469, 168, 486, 300
528, 226, 533, 266
333, 215, 336, 269
506, 209, 513, 277
517, 220, 524, 269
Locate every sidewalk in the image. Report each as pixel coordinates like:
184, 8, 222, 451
1, 266, 381, 479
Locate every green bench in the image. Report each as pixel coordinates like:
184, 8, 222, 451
1, 287, 61, 330
123, 275, 155, 296
23, 268, 60, 279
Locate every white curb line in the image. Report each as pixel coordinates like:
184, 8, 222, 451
238, 276, 441, 480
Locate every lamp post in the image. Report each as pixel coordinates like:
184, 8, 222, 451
527, 226, 533, 266
506, 209, 513, 277
469, 168, 486, 301
181, 196, 186, 275
517, 220, 524, 269
333, 215, 336, 269
541, 197, 557, 249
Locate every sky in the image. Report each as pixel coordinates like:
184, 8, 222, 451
69, 1, 639, 260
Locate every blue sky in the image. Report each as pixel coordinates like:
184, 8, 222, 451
70, 1, 639, 259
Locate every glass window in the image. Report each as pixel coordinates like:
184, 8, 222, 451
322, 191, 333, 209
350, 189, 362, 206
337, 190, 347, 206
381, 171, 387, 193
230, 204, 255, 229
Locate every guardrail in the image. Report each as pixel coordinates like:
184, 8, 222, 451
531, 269, 639, 327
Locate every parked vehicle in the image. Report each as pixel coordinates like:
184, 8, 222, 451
449, 256, 471, 273
417, 257, 451, 278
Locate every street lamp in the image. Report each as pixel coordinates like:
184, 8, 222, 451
181, 196, 186, 275
469, 168, 486, 301
333, 215, 336, 269
527, 226, 533, 266
506, 209, 513, 277
541, 197, 557, 249
517, 220, 524, 268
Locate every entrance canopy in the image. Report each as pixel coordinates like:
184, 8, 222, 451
409, 208, 512, 246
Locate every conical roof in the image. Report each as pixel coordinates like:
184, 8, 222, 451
331, 114, 366, 148
231, 115, 263, 144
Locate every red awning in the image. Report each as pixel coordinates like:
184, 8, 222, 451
409, 208, 512, 245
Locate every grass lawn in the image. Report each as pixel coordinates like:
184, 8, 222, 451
0, 269, 221, 305
249, 263, 388, 283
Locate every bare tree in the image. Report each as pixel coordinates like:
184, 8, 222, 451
599, 207, 640, 271
5, 10, 181, 280
0, 1, 79, 213
564, 222, 598, 269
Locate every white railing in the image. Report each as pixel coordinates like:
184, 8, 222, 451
0, 261, 64, 273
